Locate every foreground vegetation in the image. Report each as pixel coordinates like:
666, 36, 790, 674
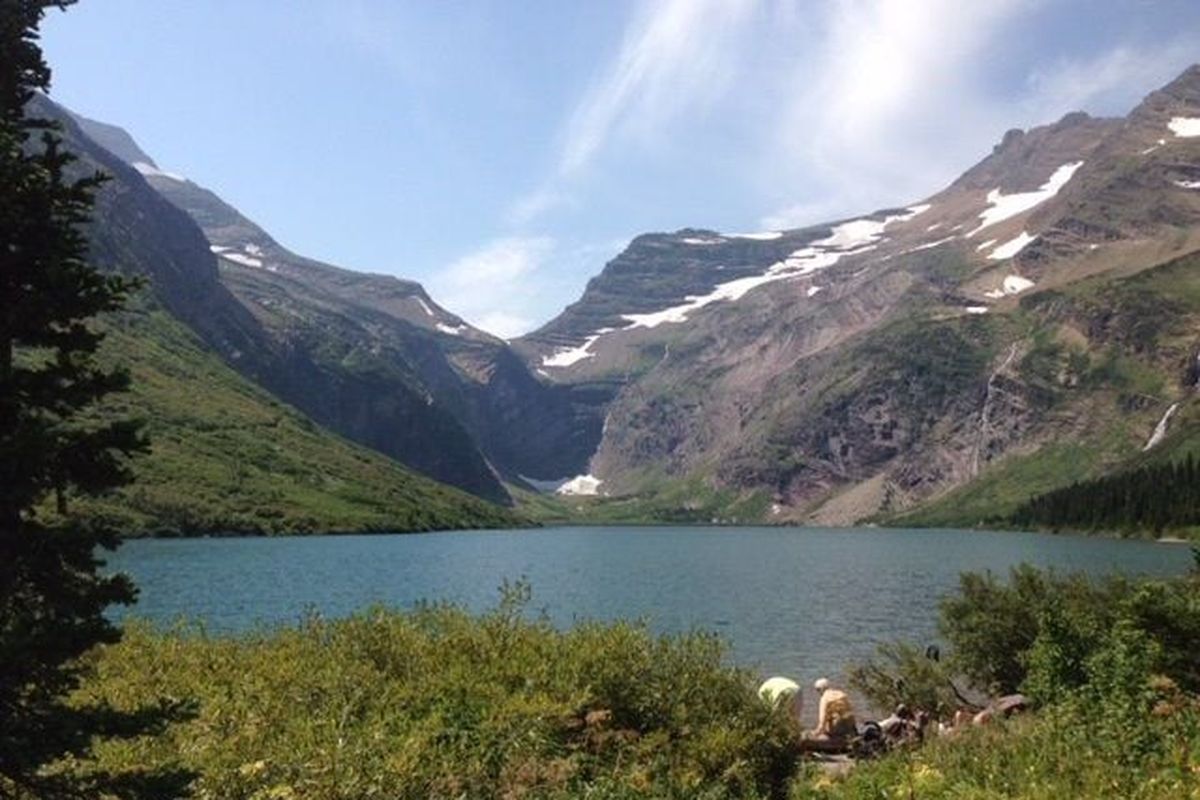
835, 564, 1200, 798
71, 306, 521, 536
56, 564, 1200, 798
71, 586, 796, 799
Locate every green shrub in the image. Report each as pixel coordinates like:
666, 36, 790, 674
72, 588, 798, 799
847, 642, 961, 718
808, 568, 1200, 799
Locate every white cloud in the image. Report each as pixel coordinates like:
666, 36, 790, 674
507, 186, 571, 227
430, 236, 554, 337
761, 0, 1029, 228
759, 1, 1200, 231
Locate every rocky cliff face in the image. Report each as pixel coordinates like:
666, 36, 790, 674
69, 107, 605, 499
47, 97, 511, 503
514, 65, 1200, 524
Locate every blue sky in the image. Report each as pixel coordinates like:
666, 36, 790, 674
42, 0, 1200, 337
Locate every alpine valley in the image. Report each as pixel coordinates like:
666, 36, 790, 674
47, 65, 1200, 534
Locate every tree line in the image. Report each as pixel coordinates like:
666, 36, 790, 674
1012, 454, 1200, 533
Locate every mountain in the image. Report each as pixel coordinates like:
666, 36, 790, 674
68, 113, 609, 502
30, 95, 521, 534
513, 65, 1200, 527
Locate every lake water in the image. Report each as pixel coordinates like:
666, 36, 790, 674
106, 526, 1193, 684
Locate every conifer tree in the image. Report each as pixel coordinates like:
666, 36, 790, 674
0, 1, 191, 795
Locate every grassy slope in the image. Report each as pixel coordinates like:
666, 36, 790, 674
69, 306, 521, 535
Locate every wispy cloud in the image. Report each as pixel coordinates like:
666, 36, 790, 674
1021, 39, 1200, 120
510, 0, 756, 224
761, 0, 1029, 228
759, 1, 1200, 231
460, 0, 759, 337
557, 0, 754, 175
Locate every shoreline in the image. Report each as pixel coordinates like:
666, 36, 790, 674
113, 517, 1200, 543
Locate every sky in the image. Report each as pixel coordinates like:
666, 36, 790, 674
41, 0, 1200, 338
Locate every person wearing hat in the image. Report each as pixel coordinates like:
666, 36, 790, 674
758, 676, 804, 726
811, 677, 857, 739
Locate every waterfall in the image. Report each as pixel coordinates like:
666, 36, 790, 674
1143, 403, 1180, 451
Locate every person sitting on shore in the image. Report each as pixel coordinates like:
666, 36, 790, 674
809, 678, 857, 740
758, 676, 804, 726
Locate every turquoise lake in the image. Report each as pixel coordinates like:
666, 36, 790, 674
106, 526, 1194, 683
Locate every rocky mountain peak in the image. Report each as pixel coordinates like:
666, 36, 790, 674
1127, 63, 1200, 125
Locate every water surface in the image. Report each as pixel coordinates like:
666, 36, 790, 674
107, 526, 1192, 682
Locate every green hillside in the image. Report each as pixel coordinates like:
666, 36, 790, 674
65, 302, 522, 536
892, 250, 1200, 534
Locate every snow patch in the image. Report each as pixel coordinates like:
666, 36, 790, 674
1175, 179, 1200, 189
1143, 403, 1180, 451
926, 223, 943, 232
680, 236, 723, 245
244, 244, 263, 256
132, 161, 186, 182
969, 161, 1083, 236
557, 474, 602, 496
516, 473, 604, 496
902, 236, 956, 254
414, 297, 434, 316
725, 231, 782, 240
984, 275, 1035, 299
543, 328, 615, 368
975, 239, 996, 252
621, 248, 846, 329
209, 245, 230, 254
1168, 117, 1200, 138
219, 251, 264, 269
806, 286, 823, 297
436, 323, 468, 336
965, 306, 989, 315
623, 207, 922, 330
988, 231, 1036, 260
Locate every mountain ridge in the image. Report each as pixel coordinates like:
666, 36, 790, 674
48, 63, 1200, 531
512, 64, 1200, 527
68, 107, 610, 497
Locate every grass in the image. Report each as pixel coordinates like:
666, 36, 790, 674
66, 306, 522, 536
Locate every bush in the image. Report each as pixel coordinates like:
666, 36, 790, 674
941, 566, 1200, 696
811, 568, 1200, 799
71, 587, 799, 799
847, 642, 961, 718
